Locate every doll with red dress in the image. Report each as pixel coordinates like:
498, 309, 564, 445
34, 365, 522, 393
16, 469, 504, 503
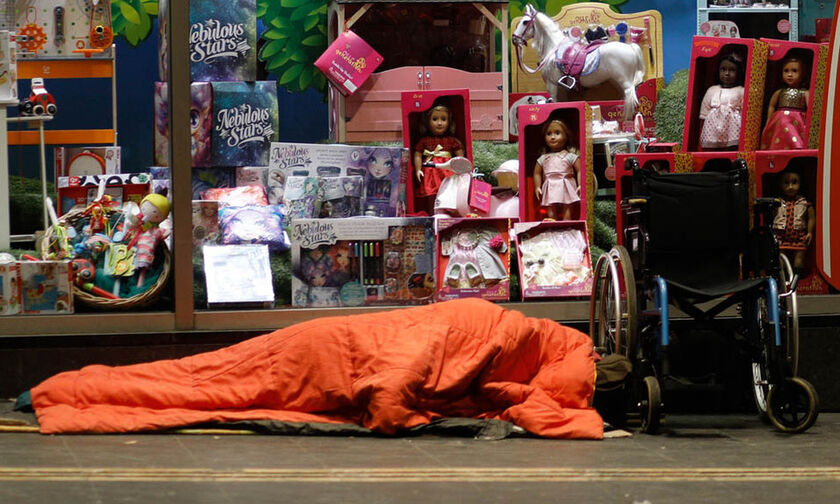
761, 57, 809, 150
698, 52, 745, 151
412, 99, 465, 214
533, 115, 581, 221
773, 169, 815, 274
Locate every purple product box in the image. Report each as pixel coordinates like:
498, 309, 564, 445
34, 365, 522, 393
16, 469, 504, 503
189, 0, 257, 82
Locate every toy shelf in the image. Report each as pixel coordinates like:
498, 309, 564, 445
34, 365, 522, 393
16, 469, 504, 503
697, 1, 799, 40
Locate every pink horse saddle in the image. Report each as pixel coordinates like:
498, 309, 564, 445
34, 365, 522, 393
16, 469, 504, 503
554, 40, 603, 89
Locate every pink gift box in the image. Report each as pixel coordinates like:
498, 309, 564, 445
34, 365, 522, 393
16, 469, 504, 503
315, 30, 383, 96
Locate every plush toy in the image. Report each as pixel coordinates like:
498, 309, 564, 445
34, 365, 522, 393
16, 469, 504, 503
698, 52, 745, 151
761, 57, 809, 150
130, 194, 171, 288
533, 115, 581, 220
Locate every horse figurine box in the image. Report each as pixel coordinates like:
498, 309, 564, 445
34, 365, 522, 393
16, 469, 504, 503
682, 37, 768, 153
516, 101, 593, 225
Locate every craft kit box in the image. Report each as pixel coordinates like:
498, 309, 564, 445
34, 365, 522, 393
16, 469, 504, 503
401, 89, 473, 214
758, 39, 828, 150
269, 142, 407, 216
0, 262, 21, 316
57, 173, 152, 216
315, 29, 384, 96
188, 0, 257, 82
154, 82, 214, 167
19, 260, 73, 315
683, 37, 768, 152
55, 147, 121, 179
0, 30, 17, 101
517, 101, 593, 224
290, 218, 436, 308
754, 150, 827, 295
514, 220, 593, 299
435, 218, 512, 302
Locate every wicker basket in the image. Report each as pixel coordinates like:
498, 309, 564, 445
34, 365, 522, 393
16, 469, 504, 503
41, 207, 172, 310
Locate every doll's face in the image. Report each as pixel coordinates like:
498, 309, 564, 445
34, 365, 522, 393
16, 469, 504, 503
718, 59, 739, 88
782, 60, 803, 88
780, 172, 801, 199
544, 121, 568, 151
428, 108, 450, 136
141, 200, 167, 224
368, 150, 394, 178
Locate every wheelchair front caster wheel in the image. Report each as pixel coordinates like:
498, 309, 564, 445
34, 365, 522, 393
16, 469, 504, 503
639, 375, 662, 434
766, 377, 819, 433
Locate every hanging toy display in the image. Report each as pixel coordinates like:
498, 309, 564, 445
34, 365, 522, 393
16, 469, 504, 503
88, 0, 113, 49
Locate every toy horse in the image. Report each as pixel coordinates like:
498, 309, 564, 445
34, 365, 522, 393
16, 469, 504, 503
512, 4, 646, 121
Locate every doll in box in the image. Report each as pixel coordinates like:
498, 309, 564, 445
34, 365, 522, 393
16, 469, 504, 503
773, 169, 815, 273
698, 52, 745, 151
760, 57, 809, 150
413, 100, 465, 214
533, 116, 580, 220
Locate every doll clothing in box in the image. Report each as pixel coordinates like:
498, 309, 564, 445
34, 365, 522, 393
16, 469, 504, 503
773, 196, 811, 250
537, 151, 580, 207
442, 226, 508, 287
520, 229, 590, 289
414, 135, 462, 197
760, 88, 807, 150
699, 84, 744, 149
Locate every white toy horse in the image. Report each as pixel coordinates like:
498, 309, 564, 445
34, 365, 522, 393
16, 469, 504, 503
512, 4, 646, 121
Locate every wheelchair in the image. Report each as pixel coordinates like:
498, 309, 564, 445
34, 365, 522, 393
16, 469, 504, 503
590, 158, 818, 434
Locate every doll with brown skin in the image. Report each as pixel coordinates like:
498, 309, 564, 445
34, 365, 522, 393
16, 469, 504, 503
412, 101, 465, 214
773, 169, 815, 273
533, 116, 580, 220
761, 57, 810, 150
698, 52, 745, 151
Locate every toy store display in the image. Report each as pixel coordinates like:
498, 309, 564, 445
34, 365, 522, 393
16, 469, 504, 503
290, 218, 436, 308
1, 0, 114, 58
758, 39, 828, 151
314, 29, 383, 96
517, 101, 593, 223
683, 36, 768, 152
514, 221, 594, 299
268, 142, 407, 217
402, 90, 472, 215
202, 244, 274, 308
435, 218, 512, 302
40, 194, 171, 310
755, 150, 828, 294
56, 173, 151, 217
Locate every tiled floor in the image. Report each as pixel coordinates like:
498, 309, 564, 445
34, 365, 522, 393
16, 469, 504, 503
1, 411, 838, 503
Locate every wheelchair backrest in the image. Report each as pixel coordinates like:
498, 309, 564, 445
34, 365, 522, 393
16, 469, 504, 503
631, 166, 750, 287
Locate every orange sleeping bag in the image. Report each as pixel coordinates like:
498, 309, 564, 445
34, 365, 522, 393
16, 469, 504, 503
32, 298, 604, 439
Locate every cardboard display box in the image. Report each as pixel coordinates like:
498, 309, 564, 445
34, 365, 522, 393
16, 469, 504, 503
55, 147, 121, 179
514, 220, 593, 299
682, 37, 768, 153
435, 218, 512, 302
0, 262, 21, 316
188, 0, 257, 82
314, 29, 384, 96
517, 101, 593, 224
290, 218, 436, 308
401, 89, 473, 215
269, 142, 407, 216
57, 173, 151, 216
19, 261, 73, 315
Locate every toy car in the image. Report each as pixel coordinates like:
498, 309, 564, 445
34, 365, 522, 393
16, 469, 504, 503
19, 77, 57, 116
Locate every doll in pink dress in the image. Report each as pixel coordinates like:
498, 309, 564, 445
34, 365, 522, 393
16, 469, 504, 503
533, 117, 580, 220
413, 100, 465, 214
761, 57, 809, 150
773, 169, 815, 273
698, 52, 745, 151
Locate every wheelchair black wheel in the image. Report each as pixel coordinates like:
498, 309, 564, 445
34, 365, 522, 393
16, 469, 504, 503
778, 254, 799, 377
589, 246, 637, 357
639, 375, 662, 434
766, 377, 819, 433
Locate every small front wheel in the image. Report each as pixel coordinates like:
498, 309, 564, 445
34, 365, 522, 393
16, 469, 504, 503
766, 377, 819, 433
639, 375, 662, 434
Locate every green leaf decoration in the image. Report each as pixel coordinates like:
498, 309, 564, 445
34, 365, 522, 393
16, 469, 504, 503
117, 0, 141, 24
299, 68, 313, 89
260, 39, 287, 60
263, 28, 289, 41
278, 63, 304, 85
281, 0, 310, 8
290, 4, 311, 21
142, 0, 158, 16
301, 34, 325, 47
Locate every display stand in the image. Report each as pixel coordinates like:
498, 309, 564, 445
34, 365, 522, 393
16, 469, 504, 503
697, 1, 800, 41
0, 98, 17, 249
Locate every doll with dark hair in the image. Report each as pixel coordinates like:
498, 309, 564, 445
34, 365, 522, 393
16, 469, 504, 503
698, 51, 745, 151
533, 114, 580, 220
761, 56, 809, 150
412, 99, 465, 213
773, 168, 815, 273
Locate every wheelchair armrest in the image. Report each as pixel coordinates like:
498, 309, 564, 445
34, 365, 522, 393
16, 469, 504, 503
753, 197, 781, 231
620, 197, 648, 209
754, 197, 781, 211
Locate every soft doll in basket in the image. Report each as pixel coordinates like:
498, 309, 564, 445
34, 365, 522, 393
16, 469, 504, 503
129, 194, 171, 288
